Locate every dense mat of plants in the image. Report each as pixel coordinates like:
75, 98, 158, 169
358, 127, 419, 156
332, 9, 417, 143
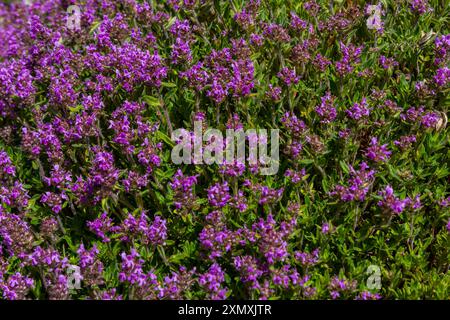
0, 0, 449, 300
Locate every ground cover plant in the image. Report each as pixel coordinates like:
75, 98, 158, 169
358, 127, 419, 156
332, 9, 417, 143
0, 0, 449, 300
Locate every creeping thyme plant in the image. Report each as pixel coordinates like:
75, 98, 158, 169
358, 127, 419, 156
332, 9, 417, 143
0, 0, 449, 300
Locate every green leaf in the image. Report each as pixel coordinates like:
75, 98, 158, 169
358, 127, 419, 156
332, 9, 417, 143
143, 95, 161, 107
339, 160, 349, 174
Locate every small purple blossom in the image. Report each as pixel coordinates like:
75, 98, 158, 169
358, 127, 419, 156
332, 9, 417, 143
315, 92, 337, 123
346, 98, 370, 120
365, 137, 391, 163
278, 67, 300, 86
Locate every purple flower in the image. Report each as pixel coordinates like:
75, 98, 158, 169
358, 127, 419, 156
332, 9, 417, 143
400, 106, 425, 122
122, 171, 149, 192
207, 80, 227, 104
312, 53, 331, 72
159, 267, 196, 299
315, 92, 337, 123
262, 23, 291, 43
41, 192, 68, 214
356, 291, 382, 300
233, 255, 264, 288
170, 169, 198, 210
199, 263, 228, 300
410, 0, 432, 14
43, 164, 72, 189
96, 289, 123, 300
304, 1, 321, 16
379, 55, 398, 69
285, 168, 306, 184
415, 81, 436, 97
290, 12, 308, 31
377, 185, 409, 214
219, 159, 245, 177
169, 19, 192, 40
171, 38, 192, 64
227, 59, 255, 97
365, 4, 384, 33
0, 150, 15, 178
295, 249, 320, 267
394, 135, 417, 150
77, 244, 98, 268
281, 112, 307, 138
180, 62, 209, 91
252, 214, 296, 264
331, 162, 376, 202
255, 185, 284, 205
0, 272, 34, 300
439, 197, 450, 207
434, 67, 450, 87
87, 212, 116, 243
336, 42, 364, 76
321, 223, 332, 234
346, 98, 370, 120
118, 249, 147, 286
199, 221, 234, 260
250, 33, 264, 47
234, 1, 260, 30
147, 216, 167, 246
434, 34, 450, 65
278, 67, 299, 86
207, 181, 231, 208
420, 112, 440, 128
119, 212, 167, 245
230, 190, 248, 212
266, 84, 282, 101
329, 276, 357, 299
365, 137, 391, 163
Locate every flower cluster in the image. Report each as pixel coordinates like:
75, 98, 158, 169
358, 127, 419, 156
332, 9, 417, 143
0, 0, 448, 301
